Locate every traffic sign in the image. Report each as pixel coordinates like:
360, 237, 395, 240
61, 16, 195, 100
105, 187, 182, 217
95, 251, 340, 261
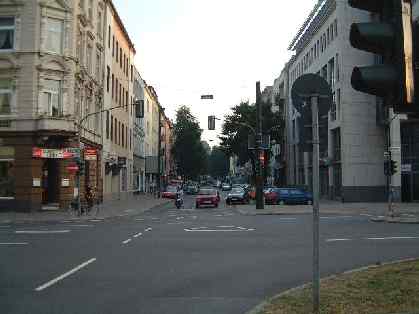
201, 95, 214, 100
67, 163, 79, 173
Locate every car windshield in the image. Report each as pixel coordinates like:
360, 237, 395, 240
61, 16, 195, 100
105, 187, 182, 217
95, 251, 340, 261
231, 188, 243, 194
198, 189, 216, 195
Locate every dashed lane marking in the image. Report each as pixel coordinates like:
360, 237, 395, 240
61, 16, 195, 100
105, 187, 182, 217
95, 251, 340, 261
122, 239, 132, 244
15, 230, 70, 234
35, 258, 97, 292
133, 232, 143, 238
0, 242, 29, 245
326, 238, 351, 242
367, 236, 419, 241
145, 228, 152, 232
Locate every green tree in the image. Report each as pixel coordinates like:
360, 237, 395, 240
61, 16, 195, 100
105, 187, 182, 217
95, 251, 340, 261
208, 146, 229, 178
172, 106, 208, 180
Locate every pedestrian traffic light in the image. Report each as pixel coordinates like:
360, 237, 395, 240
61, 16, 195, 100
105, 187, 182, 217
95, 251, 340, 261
349, 0, 416, 113
208, 115, 216, 130
391, 159, 398, 175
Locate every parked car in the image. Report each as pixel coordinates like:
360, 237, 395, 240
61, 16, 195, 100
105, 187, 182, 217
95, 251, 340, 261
269, 188, 313, 205
195, 188, 220, 208
221, 182, 232, 191
226, 187, 250, 205
161, 185, 179, 199
264, 188, 278, 204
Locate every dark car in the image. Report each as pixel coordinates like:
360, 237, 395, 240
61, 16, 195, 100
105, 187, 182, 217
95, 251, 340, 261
161, 185, 179, 199
226, 187, 250, 205
185, 184, 199, 195
221, 182, 232, 191
195, 188, 220, 208
269, 188, 313, 205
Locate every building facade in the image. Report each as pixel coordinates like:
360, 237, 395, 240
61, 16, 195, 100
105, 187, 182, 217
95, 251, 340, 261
0, 0, 106, 211
102, 0, 135, 200
284, 0, 386, 201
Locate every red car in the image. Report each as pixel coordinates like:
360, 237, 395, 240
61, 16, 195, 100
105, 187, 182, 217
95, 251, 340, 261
264, 188, 278, 205
161, 185, 178, 199
195, 188, 220, 208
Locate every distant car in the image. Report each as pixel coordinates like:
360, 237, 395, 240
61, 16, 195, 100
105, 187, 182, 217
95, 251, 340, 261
226, 187, 250, 205
249, 187, 256, 200
185, 184, 199, 195
195, 188, 220, 208
269, 188, 313, 205
264, 188, 278, 205
162, 185, 179, 199
221, 183, 232, 191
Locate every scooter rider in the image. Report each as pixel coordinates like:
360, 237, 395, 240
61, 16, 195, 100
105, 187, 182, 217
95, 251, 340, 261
175, 186, 183, 209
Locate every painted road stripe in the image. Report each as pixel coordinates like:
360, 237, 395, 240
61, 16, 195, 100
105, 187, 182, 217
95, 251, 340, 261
15, 230, 70, 234
133, 232, 142, 238
122, 239, 132, 244
360, 214, 373, 217
0, 242, 29, 245
90, 219, 103, 222
0, 225, 11, 228
135, 218, 145, 221
367, 236, 419, 240
168, 222, 185, 225
321, 216, 355, 219
326, 238, 352, 242
69, 225, 93, 227
145, 228, 152, 232
35, 258, 96, 291
218, 226, 235, 228
278, 218, 298, 220
184, 228, 254, 232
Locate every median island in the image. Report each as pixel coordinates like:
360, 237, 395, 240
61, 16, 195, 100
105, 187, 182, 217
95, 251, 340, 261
257, 259, 419, 314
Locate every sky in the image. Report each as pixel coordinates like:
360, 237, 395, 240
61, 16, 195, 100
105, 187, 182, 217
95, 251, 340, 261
112, 0, 316, 145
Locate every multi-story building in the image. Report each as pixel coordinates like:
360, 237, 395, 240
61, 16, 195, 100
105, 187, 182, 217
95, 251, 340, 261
161, 112, 174, 186
132, 66, 146, 192
102, 0, 135, 200
0, 0, 105, 211
144, 85, 160, 192
284, 0, 386, 201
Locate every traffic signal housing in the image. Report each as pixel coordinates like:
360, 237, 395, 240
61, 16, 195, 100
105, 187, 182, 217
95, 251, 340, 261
349, 0, 416, 113
208, 115, 216, 130
390, 159, 398, 175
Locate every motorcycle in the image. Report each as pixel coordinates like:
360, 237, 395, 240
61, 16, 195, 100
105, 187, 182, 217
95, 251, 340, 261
175, 193, 183, 209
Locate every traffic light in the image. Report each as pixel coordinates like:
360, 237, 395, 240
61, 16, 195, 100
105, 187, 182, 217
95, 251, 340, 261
391, 159, 398, 175
134, 100, 144, 118
74, 156, 85, 175
349, 0, 416, 113
208, 115, 216, 130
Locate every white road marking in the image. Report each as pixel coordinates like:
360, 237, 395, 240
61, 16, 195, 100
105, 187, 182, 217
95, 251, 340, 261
69, 225, 93, 227
168, 214, 177, 217
367, 236, 419, 241
117, 214, 130, 217
278, 218, 298, 221
35, 258, 96, 292
167, 222, 186, 225
218, 226, 235, 228
145, 228, 152, 232
237, 227, 247, 230
360, 214, 373, 217
133, 232, 143, 238
90, 219, 103, 222
326, 238, 352, 242
0, 242, 28, 245
190, 227, 208, 230
135, 218, 145, 221
0, 225, 11, 228
321, 216, 355, 219
151, 218, 160, 220
122, 238, 132, 244
176, 216, 185, 220
15, 230, 70, 234
184, 228, 254, 232
191, 216, 198, 219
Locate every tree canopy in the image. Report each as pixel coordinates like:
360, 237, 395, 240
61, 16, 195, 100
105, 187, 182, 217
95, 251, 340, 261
172, 106, 208, 179
208, 146, 229, 178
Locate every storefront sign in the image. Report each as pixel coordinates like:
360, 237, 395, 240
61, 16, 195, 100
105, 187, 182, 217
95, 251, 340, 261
401, 164, 412, 173
32, 147, 74, 159
84, 149, 97, 161
61, 178, 70, 187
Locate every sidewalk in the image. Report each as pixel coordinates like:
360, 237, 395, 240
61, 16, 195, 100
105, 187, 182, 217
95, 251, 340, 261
235, 200, 419, 222
0, 194, 170, 224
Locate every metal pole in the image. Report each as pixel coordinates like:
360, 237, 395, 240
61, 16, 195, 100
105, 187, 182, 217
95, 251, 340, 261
77, 122, 82, 216
311, 95, 320, 314
387, 122, 393, 216
256, 81, 264, 209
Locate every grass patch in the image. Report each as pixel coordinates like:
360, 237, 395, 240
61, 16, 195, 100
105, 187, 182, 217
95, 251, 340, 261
259, 260, 419, 314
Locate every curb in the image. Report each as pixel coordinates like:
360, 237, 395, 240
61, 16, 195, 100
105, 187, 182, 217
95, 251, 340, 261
244, 257, 419, 314
370, 216, 419, 224
0, 200, 171, 224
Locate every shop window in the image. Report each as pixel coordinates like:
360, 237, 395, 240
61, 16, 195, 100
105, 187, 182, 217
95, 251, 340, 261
0, 17, 15, 51
0, 159, 15, 198
0, 79, 13, 115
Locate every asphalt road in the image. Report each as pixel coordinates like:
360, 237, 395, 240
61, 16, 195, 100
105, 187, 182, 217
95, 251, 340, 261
1, 190, 419, 314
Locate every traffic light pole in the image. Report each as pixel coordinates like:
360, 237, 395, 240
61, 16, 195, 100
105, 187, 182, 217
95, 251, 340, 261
256, 82, 264, 210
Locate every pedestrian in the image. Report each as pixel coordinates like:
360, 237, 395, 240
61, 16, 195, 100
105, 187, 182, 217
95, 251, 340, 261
85, 185, 95, 214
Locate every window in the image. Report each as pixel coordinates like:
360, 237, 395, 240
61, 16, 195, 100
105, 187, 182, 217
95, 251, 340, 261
42, 79, 61, 117
334, 19, 338, 38
114, 118, 117, 143
118, 121, 121, 145
88, 0, 93, 21
131, 65, 133, 81
86, 44, 92, 74
108, 26, 111, 48
0, 17, 15, 50
115, 78, 118, 102
129, 129, 132, 150
125, 125, 128, 148
120, 48, 122, 67
95, 51, 101, 81
111, 74, 114, 98
337, 89, 341, 120
116, 41, 119, 60
106, 66, 110, 92
126, 91, 128, 111
110, 115, 113, 141
122, 123, 125, 147
122, 87, 125, 107
123, 54, 126, 73
0, 159, 15, 197
106, 111, 109, 139
336, 53, 340, 82
112, 36, 115, 56
327, 28, 330, 45
76, 29, 82, 62
119, 82, 122, 106
328, 58, 335, 88
332, 128, 341, 162
0, 79, 13, 115
331, 92, 336, 121
46, 18, 63, 54
330, 24, 334, 41
97, 10, 102, 37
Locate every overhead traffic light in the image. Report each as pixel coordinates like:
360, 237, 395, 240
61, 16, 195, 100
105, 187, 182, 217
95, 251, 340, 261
208, 115, 216, 130
349, 0, 416, 113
